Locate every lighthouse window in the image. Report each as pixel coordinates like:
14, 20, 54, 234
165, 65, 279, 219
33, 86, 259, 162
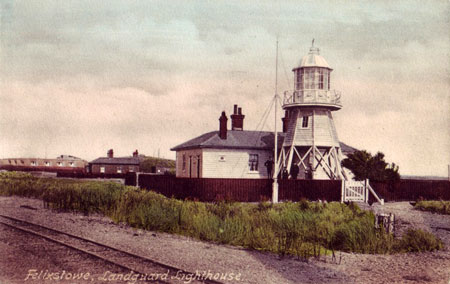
296, 69, 304, 90
302, 116, 309, 128
314, 68, 320, 89
248, 154, 259, 171
319, 69, 324, 89
327, 71, 330, 90
305, 69, 313, 89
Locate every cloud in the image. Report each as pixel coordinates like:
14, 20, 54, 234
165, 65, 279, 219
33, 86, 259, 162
0, 0, 448, 176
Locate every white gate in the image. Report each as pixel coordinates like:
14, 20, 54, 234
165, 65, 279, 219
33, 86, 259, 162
341, 179, 384, 205
341, 180, 367, 202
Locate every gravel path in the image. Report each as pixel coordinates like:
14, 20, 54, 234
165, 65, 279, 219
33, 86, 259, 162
0, 196, 449, 284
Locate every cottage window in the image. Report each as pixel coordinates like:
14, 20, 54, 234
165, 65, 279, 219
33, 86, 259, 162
69, 162, 74, 167
248, 154, 258, 172
117, 166, 122, 174
57, 162, 63, 167
100, 166, 105, 173
31, 161, 36, 166
129, 166, 134, 172
302, 116, 309, 128
182, 154, 186, 171
45, 161, 50, 166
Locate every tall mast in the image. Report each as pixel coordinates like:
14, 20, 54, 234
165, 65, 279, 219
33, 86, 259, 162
272, 40, 279, 203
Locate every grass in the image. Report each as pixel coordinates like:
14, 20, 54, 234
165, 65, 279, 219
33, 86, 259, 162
414, 200, 450, 215
0, 171, 443, 258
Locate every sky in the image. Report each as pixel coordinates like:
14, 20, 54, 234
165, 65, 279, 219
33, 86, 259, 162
0, 0, 449, 177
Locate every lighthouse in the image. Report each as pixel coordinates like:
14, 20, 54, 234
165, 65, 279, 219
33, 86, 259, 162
279, 42, 347, 180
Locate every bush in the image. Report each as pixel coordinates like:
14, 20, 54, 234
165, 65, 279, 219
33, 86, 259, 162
415, 200, 450, 215
395, 229, 443, 252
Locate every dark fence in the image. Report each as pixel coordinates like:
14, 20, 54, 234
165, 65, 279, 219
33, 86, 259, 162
127, 174, 450, 202
56, 172, 127, 179
129, 174, 342, 202
278, 179, 342, 202
0, 165, 85, 174
137, 175, 271, 202
371, 179, 450, 201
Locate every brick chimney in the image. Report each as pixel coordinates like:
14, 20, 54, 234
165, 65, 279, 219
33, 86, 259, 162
231, 104, 245, 131
219, 111, 228, 140
107, 149, 114, 158
133, 150, 138, 157
282, 110, 289, 133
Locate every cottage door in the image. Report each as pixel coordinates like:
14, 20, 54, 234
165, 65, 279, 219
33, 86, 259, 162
189, 156, 192, 178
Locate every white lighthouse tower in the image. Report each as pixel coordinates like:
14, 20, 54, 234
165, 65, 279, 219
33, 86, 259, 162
279, 42, 346, 180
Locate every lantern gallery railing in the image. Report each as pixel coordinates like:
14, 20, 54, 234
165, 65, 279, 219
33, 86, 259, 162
283, 89, 342, 107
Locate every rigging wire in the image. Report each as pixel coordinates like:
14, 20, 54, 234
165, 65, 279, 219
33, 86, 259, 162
280, 48, 291, 90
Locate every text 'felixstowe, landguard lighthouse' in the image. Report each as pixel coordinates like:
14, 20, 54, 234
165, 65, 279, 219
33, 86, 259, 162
279, 42, 348, 180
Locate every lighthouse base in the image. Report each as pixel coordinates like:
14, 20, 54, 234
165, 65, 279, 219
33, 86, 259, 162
277, 145, 347, 180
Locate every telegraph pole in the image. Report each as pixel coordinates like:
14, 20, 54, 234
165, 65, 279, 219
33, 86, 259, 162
272, 40, 279, 203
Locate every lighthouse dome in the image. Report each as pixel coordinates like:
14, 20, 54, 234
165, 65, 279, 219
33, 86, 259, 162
296, 46, 332, 70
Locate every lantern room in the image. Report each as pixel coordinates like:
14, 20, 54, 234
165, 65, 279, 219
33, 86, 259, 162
292, 45, 332, 91
282, 42, 341, 110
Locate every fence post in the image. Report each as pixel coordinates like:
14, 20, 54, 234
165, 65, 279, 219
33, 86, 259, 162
341, 179, 345, 203
364, 179, 368, 203
136, 172, 140, 188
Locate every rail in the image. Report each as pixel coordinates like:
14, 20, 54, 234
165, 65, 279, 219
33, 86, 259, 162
283, 89, 342, 107
0, 214, 223, 284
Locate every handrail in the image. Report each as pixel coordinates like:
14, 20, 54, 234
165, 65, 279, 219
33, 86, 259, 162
283, 89, 342, 106
368, 183, 384, 205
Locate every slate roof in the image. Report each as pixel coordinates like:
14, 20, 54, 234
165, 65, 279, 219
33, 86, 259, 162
89, 157, 142, 165
171, 130, 358, 155
171, 130, 284, 151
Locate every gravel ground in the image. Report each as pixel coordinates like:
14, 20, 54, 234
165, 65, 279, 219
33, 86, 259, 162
0, 224, 129, 284
0, 196, 449, 284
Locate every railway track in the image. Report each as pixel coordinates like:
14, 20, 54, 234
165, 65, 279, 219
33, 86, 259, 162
0, 214, 224, 284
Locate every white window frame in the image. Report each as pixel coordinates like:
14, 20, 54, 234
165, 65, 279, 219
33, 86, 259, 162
100, 166, 105, 173
248, 154, 259, 172
302, 116, 310, 128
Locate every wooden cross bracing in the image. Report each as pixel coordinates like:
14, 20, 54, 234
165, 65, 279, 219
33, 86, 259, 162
276, 144, 345, 179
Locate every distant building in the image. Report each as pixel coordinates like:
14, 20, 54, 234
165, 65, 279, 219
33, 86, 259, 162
0, 155, 87, 172
88, 149, 143, 174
